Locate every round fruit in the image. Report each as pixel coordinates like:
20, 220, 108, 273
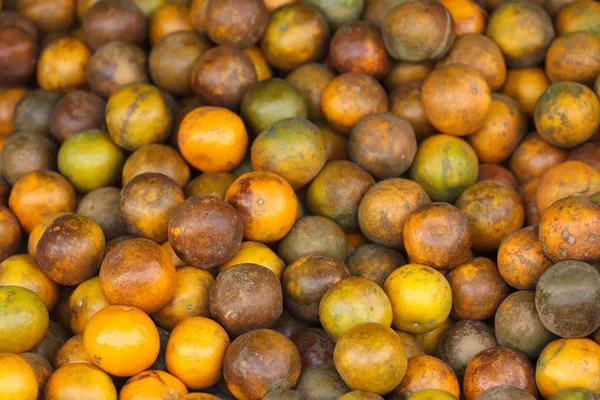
224, 329, 301, 400
210, 263, 282, 337
0, 87, 27, 137
260, 3, 329, 71
0, 286, 49, 353
37, 214, 105, 286
497, 226, 553, 290
555, 0, 600, 35
293, 328, 335, 370
539, 196, 600, 262
0, 131, 57, 186
54, 334, 93, 368
389, 80, 435, 141
346, 244, 405, 287
286, 63, 335, 121
486, 1, 554, 68
82, 0, 146, 50
568, 141, 600, 172
251, 117, 327, 189
69, 277, 109, 335
272, 309, 307, 339
122, 144, 190, 189
535, 260, 600, 338
83, 305, 160, 377
185, 172, 235, 199
477, 386, 536, 400
0, 21, 37, 87
244, 47, 272, 81
510, 132, 567, 184
536, 338, 600, 397
422, 64, 491, 136
283, 253, 350, 324
456, 181, 524, 252
37, 38, 90, 93
0, 254, 58, 311
148, 3, 194, 45
0, 207, 21, 263
463, 347, 537, 400
306, 0, 363, 30
49, 90, 106, 143
32, 321, 67, 366
391, 355, 459, 399
501, 67, 550, 116
439, 0, 486, 36
409, 134, 478, 203
477, 164, 519, 191
13, 89, 60, 134
190, 46, 257, 109
382, 0, 454, 62
77, 187, 126, 241
334, 323, 407, 395
219, 241, 284, 278
166, 317, 230, 390
168, 196, 242, 269
549, 388, 599, 400
44, 363, 117, 400
534, 82, 600, 149
320, 277, 393, 341
546, 32, 600, 86
495, 291, 556, 359
120, 370, 188, 400
225, 171, 298, 242
520, 179, 542, 226
436, 320, 497, 378
19, 352, 53, 400
415, 318, 455, 357
321, 72, 388, 134
406, 390, 458, 400
0, 353, 38, 400
205, 0, 268, 48
295, 364, 350, 400
153, 267, 213, 330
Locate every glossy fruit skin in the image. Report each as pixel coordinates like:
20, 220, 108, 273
123, 144, 190, 189
0, 353, 39, 400
0, 286, 49, 354
439, 0, 486, 36
486, 2, 554, 68
224, 329, 301, 400
53, 334, 92, 368
534, 82, 600, 149
384, 264, 452, 334
225, 171, 298, 243
37, 38, 90, 93
178, 106, 248, 173
185, 172, 236, 199
539, 196, 600, 263
83, 305, 160, 377
68, 277, 109, 335
219, 241, 285, 279
334, 323, 407, 395
536, 338, 600, 398
510, 132, 567, 184
260, 3, 329, 71
391, 355, 460, 399
166, 317, 230, 390
148, 3, 194, 45
120, 369, 188, 400
463, 347, 537, 400
502, 67, 550, 116
20, 352, 53, 400
0, 206, 21, 263
293, 328, 336, 369
82, 0, 146, 51
422, 64, 491, 136
535, 260, 600, 338
495, 291, 556, 359
44, 363, 117, 400
252, 117, 327, 189
0, 87, 26, 137
382, 0, 454, 62
105, 83, 172, 151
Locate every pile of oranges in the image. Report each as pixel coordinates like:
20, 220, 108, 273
0, 0, 599, 399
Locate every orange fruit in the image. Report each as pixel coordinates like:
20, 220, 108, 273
0, 353, 38, 400
44, 363, 117, 400
0, 254, 58, 311
68, 276, 109, 335
120, 370, 188, 400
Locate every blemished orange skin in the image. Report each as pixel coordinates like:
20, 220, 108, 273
546, 32, 600, 86
536, 161, 600, 216
346, 232, 370, 256
536, 338, 600, 398
166, 317, 230, 390
0, 87, 26, 136
534, 82, 600, 149
178, 106, 248, 173
389, 80, 435, 142
244, 47, 272, 82
185, 172, 236, 199
438, 34, 505, 91
392, 355, 460, 399
396, 331, 426, 359
8, 170, 76, 233
339, 392, 385, 400
439, 0, 486, 36
497, 226, 553, 290
153, 266, 214, 330
467, 94, 526, 163
464, 347, 537, 400
501, 68, 550, 116
149, 3, 194, 45
539, 196, 600, 263
317, 121, 349, 161
28, 212, 70, 258
83, 305, 160, 377
477, 163, 519, 191
422, 65, 491, 136
225, 171, 298, 242
456, 181, 524, 252
68, 277, 109, 335
414, 318, 454, 356
189, 0, 209, 32
122, 144, 191, 189
520, 178, 542, 226
286, 64, 336, 121
16, 0, 74, 33
0, 254, 58, 312
105, 83, 172, 152
384, 62, 433, 90
319, 277, 393, 342
334, 323, 407, 395
50, 286, 74, 338
53, 334, 93, 369
555, 0, 600, 36
219, 241, 285, 279
44, 363, 117, 400
0, 353, 39, 400
403, 203, 472, 271
321, 72, 388, 135
447, 257, 510, 320
161, 241, 185, 267
20, 352, 53, 399
264, 0, 298, 11
120, 370, 188, 400
510, 132, 568, 184
358, 178, 431, 249
99, 238, 176, 314
181, 395, 222, 400
37, 38, 90, 93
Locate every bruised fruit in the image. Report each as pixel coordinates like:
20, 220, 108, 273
545, 32, 600, 86
119, 370, 188, 400
549, 388, 599, 400
305, 0, 364, 30
148, 3, 194, 46
13, 90, 60, 134
477, 386, 536, 400
49, 91, 106, 143
1, 132, 57, 186
416, 318, 455, 356
285, 63, 335, 121
293, 328, 336, 369
389, 80, 435, 141
510, 132, 567, 184
390, 355, 459, 400
555, 0, 600, 36
82, 0, 146, 51
296, 364, 350, 400
279, 216, 347, 264
346, 244, 405, 287
385, 61, 433, 90
205, 0, 268, 48
32, 321, 67, 365
77, 187, 126, 241
477, 164, 519, 191
122, 144, 190, 189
